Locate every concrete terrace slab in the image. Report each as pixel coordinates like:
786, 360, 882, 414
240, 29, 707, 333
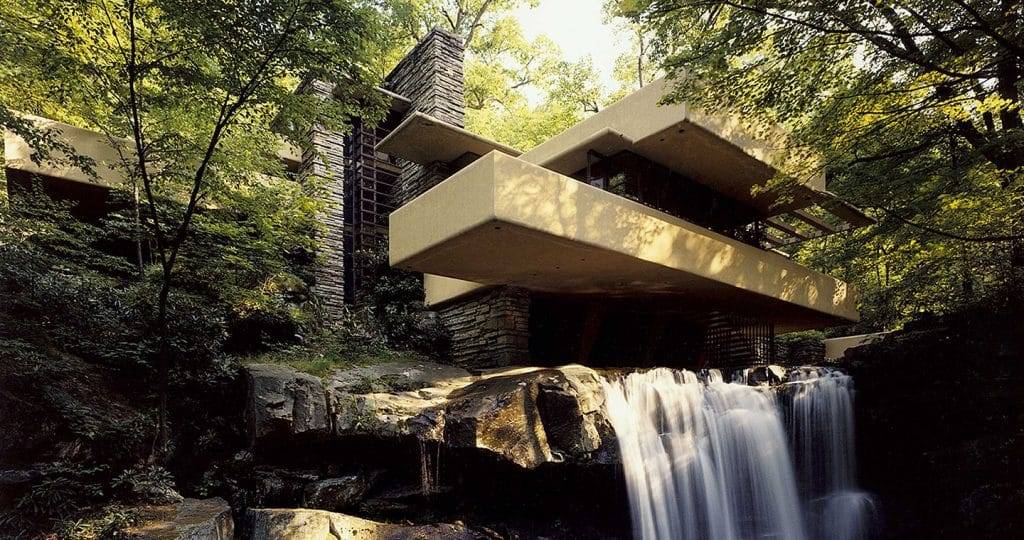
391, 152, 858, 331
376, 111, 521, 165
520, 78, 826, 216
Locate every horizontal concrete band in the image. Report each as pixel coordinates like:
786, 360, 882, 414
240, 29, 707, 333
391, 152, 858, 331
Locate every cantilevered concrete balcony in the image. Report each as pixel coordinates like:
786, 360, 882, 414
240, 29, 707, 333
390, 151, 858, 331
4, 115, 304, 189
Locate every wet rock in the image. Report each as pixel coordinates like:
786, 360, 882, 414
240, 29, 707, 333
0, 469, 42, 509
0, 469, 41, 486
244, 364, 330, 447
243, 361, 613, 469
536, 366, 608, 460
736, 365, 788, 386
444, 366, 610, 468
303, 473, 377, 512
444, 369, 555, 469
122, 497, 233, 539
250, 468, 320, 507
356, 484, 447, 519
246, 508, 485, 539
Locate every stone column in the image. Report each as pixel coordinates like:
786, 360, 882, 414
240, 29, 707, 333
385, 28, 465, 206
386, 29, 531, 368
436, 287, 531, 370
299, 80, 348, 318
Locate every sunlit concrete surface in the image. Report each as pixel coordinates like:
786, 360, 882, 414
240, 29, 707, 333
824, 332, 891, 359
520, 77, 826, 215
4, 115, 302, 188
391, 152, 858, 331
376, 111, 521, 165
424, 274, 492, 307
4, 115, 131, 187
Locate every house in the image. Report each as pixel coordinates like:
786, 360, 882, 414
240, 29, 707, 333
376, 31, 871, 370
2, 29, 871, 370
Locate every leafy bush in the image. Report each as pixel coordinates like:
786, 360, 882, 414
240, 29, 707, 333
112, 465, 180, 505
244, 308, 420, 376
6, 464, 108, 525
0, 185, 319, 534
775, 330, 826, 346
54, 506, 139, 540
355, 245, 450, 357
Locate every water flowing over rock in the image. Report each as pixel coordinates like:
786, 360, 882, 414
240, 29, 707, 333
783, 367, 875, 540
602, 366, 875, 540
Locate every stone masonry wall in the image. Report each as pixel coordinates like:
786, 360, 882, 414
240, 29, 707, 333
385, 28, 465, 127
385, 28, 465, 207
436, 288, 531, 371
298, 80, 348, 318
386, 28, 529, 369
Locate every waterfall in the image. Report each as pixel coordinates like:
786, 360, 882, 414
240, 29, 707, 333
783, 367, 875, 540
603, 366, 875, 540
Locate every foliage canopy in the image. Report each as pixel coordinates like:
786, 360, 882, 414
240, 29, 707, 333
608, 0, 1024, 328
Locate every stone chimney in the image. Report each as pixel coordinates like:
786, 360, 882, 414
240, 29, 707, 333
384, 28, 466, 207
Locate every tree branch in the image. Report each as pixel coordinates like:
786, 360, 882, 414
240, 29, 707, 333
873, 205, 1024, 242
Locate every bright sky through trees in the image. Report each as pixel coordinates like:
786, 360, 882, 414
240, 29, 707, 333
513, 0, 623, 103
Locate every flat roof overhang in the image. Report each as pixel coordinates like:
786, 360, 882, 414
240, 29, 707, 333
376, 112, 521, 165
391, 152, 859, 332
4, 115, 304, 188
520, 78, 826, 216
4, 116, 130, 188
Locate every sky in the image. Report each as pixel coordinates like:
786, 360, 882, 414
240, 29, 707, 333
512, 0, 624, 92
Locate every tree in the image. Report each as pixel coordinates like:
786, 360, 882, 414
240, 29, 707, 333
382, 0, 538, 49
466, 52, 605, 149
607, 19, 658, 102
377, 1, 603, 149
0, 0, 385, 457
459, 13, 605, 149
607, 0, 1024, 327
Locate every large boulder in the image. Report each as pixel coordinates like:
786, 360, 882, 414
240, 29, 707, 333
122, 497, 233, 539
303, 473, 377, 512
244, 364, 330, 447
535, 365, 609, 460
246, 508, 486, 539
444, 366, 612, 468
734, 365, 788, 386
248, 467, 321, 508
443, 369, 555, 468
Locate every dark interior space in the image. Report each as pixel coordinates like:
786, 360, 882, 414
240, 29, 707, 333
569, 150, 771, 248
529, 293, 775, 370
5, 168, 126, 220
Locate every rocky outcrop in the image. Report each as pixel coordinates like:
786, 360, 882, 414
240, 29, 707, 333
734, 365, 788, 386
303, 473, 377, 512
122, 497, 233, 539
444, 366, 611, 467
246, 508, 486, 540
327, 360, 472, 441
244, 364, 330, 447
840, 310, 1024, 539
243, 362, 613, 469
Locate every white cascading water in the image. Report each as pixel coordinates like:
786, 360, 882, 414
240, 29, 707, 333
784, 367, 876, 540
602, 366, 875, 540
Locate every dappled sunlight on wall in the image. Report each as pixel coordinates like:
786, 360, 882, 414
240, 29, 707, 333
390, 151, 857, 329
